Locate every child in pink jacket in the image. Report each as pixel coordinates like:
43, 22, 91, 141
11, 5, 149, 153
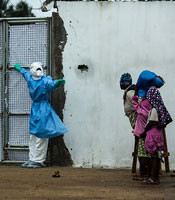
132, 96, 152, 137
144, 86, 172, 184
132, 95, 152, 180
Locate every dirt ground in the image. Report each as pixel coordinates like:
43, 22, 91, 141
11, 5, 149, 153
0, 166, 175, 200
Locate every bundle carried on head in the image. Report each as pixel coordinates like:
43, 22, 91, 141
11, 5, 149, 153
136, 70, 164, 98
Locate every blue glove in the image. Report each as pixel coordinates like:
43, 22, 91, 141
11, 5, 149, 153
15, 63, 21, 71
55, 79, 66, 86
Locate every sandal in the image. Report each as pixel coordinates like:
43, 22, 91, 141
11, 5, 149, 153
143, 178, 160, 184
133, 176, 144, 181
132, 173, 140, 177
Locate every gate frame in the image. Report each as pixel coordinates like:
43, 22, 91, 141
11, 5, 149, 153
0, 17, 52, 163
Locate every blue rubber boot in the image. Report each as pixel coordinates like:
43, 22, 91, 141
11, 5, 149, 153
27, 161, 43, 168
21, 160, 32, 168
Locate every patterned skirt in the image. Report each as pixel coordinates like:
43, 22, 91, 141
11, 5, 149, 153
138, 138, 151, 158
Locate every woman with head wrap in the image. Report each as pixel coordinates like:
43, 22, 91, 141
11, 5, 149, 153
132, 70, 168, 183
120, 73, 145, 179
132, 93, 152, 181
136, 70, 164, 98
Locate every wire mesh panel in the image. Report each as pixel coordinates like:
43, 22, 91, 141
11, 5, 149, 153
8, 68, 47, 114
7, 150, 29, 161
8, 22, 48, 67
8, 69, 32, 113
8, 115, 30, 146
5, 20, 50, 162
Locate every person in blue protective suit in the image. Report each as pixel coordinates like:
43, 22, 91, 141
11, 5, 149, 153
136, 70, 165, 98
15, 62, 68, 168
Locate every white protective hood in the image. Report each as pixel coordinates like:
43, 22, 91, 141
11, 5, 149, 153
30, 62, 44, 80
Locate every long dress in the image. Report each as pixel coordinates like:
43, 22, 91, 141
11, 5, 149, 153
132, 96, 152, 158
20, 68, 68, 138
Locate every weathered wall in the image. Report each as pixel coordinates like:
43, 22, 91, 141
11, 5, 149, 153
58, 2, 175, 169
50, 12, 73, 166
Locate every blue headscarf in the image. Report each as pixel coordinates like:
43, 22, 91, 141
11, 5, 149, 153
136, 70, 164, 97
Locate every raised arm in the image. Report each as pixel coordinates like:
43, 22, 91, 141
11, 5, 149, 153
14, 63, 31, 82
45, 77, 66, 93
54, 79, 65, 87
15, 63, 22, 71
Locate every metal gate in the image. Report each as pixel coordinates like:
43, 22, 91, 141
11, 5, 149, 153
0, 18, 51, 163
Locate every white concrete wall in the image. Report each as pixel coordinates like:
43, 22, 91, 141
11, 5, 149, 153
58, 2, 175, 169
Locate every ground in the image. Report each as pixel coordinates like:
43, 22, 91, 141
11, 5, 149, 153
0, 166, 175, 200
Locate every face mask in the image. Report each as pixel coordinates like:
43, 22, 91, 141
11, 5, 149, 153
30, 62, 44, 80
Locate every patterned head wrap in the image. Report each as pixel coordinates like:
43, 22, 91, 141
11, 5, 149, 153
146, 86, 172, 128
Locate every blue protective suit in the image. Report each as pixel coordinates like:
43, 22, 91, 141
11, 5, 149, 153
136, 70, 164, 97
20, 68, 68, 138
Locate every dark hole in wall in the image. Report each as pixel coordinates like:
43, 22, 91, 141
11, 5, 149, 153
78, 64, 88, 72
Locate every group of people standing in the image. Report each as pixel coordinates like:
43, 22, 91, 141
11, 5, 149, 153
120, 70, 173, 184
14, 62, 173, 179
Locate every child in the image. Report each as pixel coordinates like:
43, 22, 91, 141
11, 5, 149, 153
144, 86, 173, 184
120, 73, 137, 129
143, 107, 164, 184
120, 73, 141, 177
131, 70, 166, 181
132, 95, 152, 180
15, 62, 68, 168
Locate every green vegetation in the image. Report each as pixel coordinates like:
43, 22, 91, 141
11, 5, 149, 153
0, 0, 35, 17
